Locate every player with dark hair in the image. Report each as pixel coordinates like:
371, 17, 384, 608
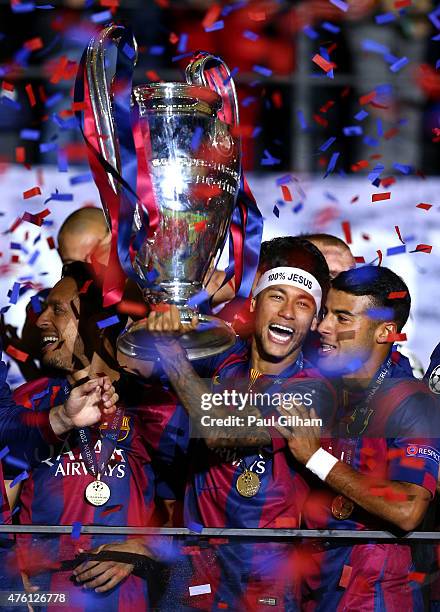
279, 265, 439, 610
146, 236, 335, 610
10, 262, 185, 611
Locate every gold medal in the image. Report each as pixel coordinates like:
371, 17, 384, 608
85, 476, 111, 507
331, 495, 354, 520
236, 470, 261, 498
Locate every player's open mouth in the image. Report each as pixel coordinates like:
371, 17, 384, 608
320, 343, 336, 355
41, 335, 59, 351
268, 324, 294, 344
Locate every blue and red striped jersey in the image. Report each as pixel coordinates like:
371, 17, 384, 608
12, 375, 184, 612
301, 353, 440, 611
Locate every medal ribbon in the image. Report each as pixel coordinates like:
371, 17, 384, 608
78, 405, 125, 478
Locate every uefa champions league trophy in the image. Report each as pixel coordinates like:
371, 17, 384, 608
81, 25, 247, 360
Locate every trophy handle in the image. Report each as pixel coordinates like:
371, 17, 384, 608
85, 24, 140, 230
185, 53, 239, 128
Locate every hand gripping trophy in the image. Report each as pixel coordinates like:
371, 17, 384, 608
75, 24, 262, 361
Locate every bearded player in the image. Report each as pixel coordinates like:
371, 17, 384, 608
146, 237, 336, 610
280, 265, 439, 610
10, 262, 187, 612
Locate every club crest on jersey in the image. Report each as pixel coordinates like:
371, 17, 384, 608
100, 416, 131, 442
429, 365, 440, 395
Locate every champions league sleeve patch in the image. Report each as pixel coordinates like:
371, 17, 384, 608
406, 444, 440, 465
428, 365, 440, 394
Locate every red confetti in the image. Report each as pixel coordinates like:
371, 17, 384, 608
202, 3, 221, 29
381, 177, 396, 188
394, 226, 405, 244
100, 0, 119, 6
2, 81, 14, 92
47, 237, 55, 250
320, 100, 335, 113
395, 0, 411, 7
313, 114, 328, 127
339, 565, 352, 588
408, 572, 426, 584
5, 345, 28, 362
412, 244, 432, 253
145, 70, 162, 82
372, 192, 391, 202
194, 221, 207, 233
117, 300, 148, 317
388, 291, 408, 299
169, 32, 178, 44
341, 220, 352, 244
351, 160, 369, 172
25, 84, 36, 107
312, 54, 336, 73
24, 37, 43, 51
385, 332, 407, 343
384, 127, 399, 140
351, 195, 359, 203
359, 91, 376, 105
100, 504, 123, 516
281, 185, 292, 202
354, 256, 365, 263
416, 203, 432, 211
23, 187, 41, 199
15, 147, 25, 163
341, 87, 350, 98
377, 250, 383, 266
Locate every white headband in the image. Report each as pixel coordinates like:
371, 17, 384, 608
253, 266, 322, 313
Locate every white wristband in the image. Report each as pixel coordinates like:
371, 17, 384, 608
306, 447, 339, 481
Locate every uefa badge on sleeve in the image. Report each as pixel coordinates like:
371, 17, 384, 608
429, 366, 440, 394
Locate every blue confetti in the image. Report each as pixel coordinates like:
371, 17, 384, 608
276, 174, 293, 186
376, 119, 384, 137
0, 446, 9, 461
343, 126, 363, 136
122, 42, 136, 60
9, 471, 29, 488
293, 203, 303, 213
57, 149, 68, 173
436, 59, 440, 70
51, 192, 73, 202
432, 34, 440, 41
9, 282, 20, 305
177, 33, 188, 53
361, 39, 390, 55
91, 10, 112, 23
146, 269, 160, 284
273, 205, 280, 218
223, 67, 239, 86
28, 250, 40, 266
30, 294, 42, 314
261, 150, 281, 166
319, 136, 337, 152
375, 12, 396, 24
324, 192, 338, 202
11, 2, 35, 12
297, 110, 308, 131
45, 92, 63, 108
429, 5, 440, 30
188, 521, 204, 533
302, 25, 319, 40
329, 0, 348, 12
70, 173, 93, 185
171, 52, 193, 63
355, 110, 369, 121
97, 315, 120, 330
191, 126, 203, 151
324, 152, 340, 177
71, 521, 82, 540
243, 30, 259, 41
20, 129, 40, 141
150, 46, 165, 56
389, 57, 409, 73
252, 126, 262, 138
4, 455, 29, 471
188, 289, 210, 309
205, 20, 224, 32
384, 53, 400, 65
242, 96, 257, 108
366, 307, 394, 320
39, 142, 58, 153
363, 136, 379, 147
387, 245, 406, 256
393, 163, 412, 175
322, 22, 340, 34
253, 65, 272, 77
368, 164, 384, 183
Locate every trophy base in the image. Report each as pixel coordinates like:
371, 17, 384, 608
117, 314, 237, 361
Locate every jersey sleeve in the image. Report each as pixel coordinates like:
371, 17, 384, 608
385, 392, 440, 497
0, 364, 62, 467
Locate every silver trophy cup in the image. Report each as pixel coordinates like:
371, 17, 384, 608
84, 25, 240, 360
